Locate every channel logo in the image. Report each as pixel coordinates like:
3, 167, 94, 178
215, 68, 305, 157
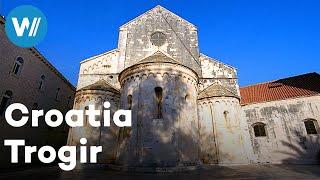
5, 5, 47, 48
12, 17, 42, 37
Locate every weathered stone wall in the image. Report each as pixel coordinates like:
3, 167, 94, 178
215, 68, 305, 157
198, 97, 255, 165
117, 62, 199, 167
242, 95, 320, 164
77, 49, 120, 90
117, 6, 201, 74
199, 54, 239, 96
196, 52, 254, 165
0, 16, 75, 168
67, 89, 120, 163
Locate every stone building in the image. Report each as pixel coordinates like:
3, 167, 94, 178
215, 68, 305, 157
68, 5, 320, 168
0, 15, 75, 168
241, 72, 320, 164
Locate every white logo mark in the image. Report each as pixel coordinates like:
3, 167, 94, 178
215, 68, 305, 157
11, 17, 41, 37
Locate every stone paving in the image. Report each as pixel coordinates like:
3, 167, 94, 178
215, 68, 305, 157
0, 164, 320, 179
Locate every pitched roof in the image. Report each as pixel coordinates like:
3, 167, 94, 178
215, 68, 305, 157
79, 79, 119, 93
198, 84, 239, 100
240, 72, 320, 105
136, 50, 181, 65
200, 53, 236, 70
120, 5, 197, 29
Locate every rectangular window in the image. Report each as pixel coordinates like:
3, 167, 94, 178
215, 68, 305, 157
304, 121, 318, 134
253, 124, 267, 137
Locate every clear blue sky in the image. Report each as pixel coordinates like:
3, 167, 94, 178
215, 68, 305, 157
1, 0, 319, 86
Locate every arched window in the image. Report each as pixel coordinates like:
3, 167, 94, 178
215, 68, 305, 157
304, 119, 319, 134
127, 95, 132, 110
67, 96, 72, 106
84, 106, 89, 126
185, 94, 190, 103
38, 75, 45, 90
55, 88, 60, 100
154, 87, 163, 119
0, 90, 13, 115
12, 57, 24, 75
253, 123, 267, 137
223, 111, 229, 118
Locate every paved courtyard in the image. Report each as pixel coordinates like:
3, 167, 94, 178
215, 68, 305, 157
0, 164, 319, 179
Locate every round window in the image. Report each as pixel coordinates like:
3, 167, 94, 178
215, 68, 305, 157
150, 32, 166, 46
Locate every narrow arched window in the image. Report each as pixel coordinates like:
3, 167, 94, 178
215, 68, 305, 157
12, 57, 24, 75
38, 75, 45, 90
127, 95, 132, 110
304, 119, 319, 134
154, 87, 163, 119
185, 94, 190, 103
0, 90, 13, 115
55, 88, 60, 100
223, 111, 229, 118
253, 123, 267, 137
67, 96, 72, 106
84, 106, 89, 126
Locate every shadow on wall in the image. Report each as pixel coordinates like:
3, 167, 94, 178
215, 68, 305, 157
116, 67, 201, 167
279, 130, 320, 165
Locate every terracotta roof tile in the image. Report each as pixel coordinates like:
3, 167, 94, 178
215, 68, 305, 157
240, 72, 320, 105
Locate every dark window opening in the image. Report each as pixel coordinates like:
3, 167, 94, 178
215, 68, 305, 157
84, 106, 89, 126
12, 57, 24, 75
154, 87, 163, 119
127, 95, 132, 110
304, 120, 318, 134
0, 90, 13, 116
253, 123, 267, 137
67, 96, 72, 106
38, 75, 45, 90
55, 88, 60, 100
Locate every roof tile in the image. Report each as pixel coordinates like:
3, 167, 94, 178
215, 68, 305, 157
240, 72, 320, 105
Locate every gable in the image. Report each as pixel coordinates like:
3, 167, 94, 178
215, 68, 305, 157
117, 5, 201, 75
80, 49, 119, 75
198, 84, 239, 100
135, 50, 181, 65
120, 5, 197, 30
79, 79, 119, 93
200, 54, 237, 79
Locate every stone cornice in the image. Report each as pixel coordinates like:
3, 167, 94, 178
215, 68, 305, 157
198, 97, 240, 106
118, 62, 199, 87
75, 89, 120, 97
28, 48, 76, 91
75, 91, 120, 104
75, 90, 120, 104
